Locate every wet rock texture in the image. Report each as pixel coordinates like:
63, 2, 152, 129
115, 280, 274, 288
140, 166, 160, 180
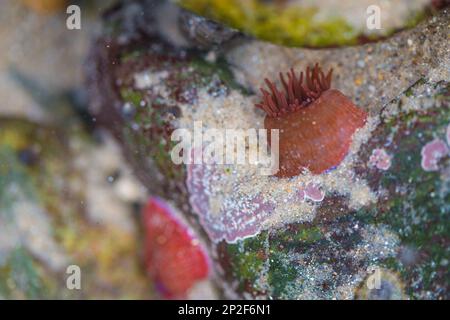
86, 0, 449, 299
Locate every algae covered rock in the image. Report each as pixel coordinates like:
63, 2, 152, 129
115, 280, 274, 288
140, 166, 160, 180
86, 0, 449, 299
0, 118, 151, 299
178, 0, 446, 48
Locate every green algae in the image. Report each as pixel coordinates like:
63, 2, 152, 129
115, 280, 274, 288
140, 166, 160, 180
377, 108, 449, 298
353, 82, 450, 299
120, 88, 144, 108
226, 234, 267, 293
179, 0, 359, 48
0, 248, 50, 299
188, 57, 249, 93
268, 251, 298, 298
279, 226, 323, 245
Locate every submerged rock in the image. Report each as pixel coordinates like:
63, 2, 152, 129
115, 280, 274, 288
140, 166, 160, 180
86, 1, 449, 299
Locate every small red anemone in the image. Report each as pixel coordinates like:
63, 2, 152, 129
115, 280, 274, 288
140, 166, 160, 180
143, 197, 209, 298
256, 64, 367, 177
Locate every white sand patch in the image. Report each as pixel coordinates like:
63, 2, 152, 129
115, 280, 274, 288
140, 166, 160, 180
134, 70, 169, 90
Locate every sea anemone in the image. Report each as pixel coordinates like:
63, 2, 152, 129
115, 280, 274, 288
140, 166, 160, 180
143, 197, 210, 298
255, 63, 367, 178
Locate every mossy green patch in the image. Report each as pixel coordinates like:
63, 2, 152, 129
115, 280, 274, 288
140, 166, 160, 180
188, 57, 249, 93
120, 88, 145, 108
226, 233, 267, 292
267, 251, 298, 298
179, 0, 358, 47
0, 248, 51, 299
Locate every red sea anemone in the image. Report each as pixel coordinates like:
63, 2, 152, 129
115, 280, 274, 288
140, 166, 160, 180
256, 64, 367, 178
143, 197, 210, 298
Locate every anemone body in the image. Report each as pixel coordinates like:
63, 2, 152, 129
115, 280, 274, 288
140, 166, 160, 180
256, 65, 367, 178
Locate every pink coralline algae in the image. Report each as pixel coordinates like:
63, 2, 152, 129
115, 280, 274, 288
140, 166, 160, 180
299, 182, 325, 202
186, 162, 274, 243
143, 197, 210, 299
369, 148, 392, 170
420, 139, 449, 172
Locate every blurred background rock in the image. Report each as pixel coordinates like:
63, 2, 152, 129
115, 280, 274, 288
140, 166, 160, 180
0, 0, 153, 299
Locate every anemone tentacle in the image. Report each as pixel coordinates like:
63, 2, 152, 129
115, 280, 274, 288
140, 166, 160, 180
255, 64, 333, 117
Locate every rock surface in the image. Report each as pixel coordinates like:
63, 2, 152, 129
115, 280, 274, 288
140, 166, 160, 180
86, 1, 449, 299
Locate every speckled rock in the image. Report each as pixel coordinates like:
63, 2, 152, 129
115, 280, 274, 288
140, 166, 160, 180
225, 9, 450, 115
86, 1, 449, 299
